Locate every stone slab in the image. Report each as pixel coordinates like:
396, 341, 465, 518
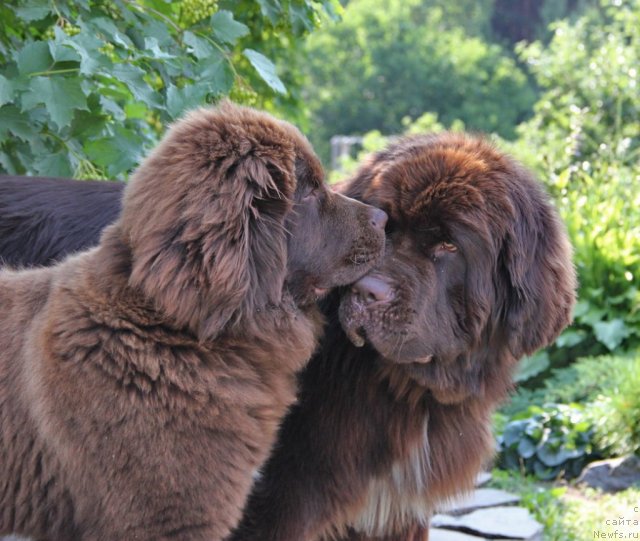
439, 488, 521, 515
430, 528, 487, 540
432, 506, 543, 540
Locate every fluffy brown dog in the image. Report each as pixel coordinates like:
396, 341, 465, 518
0, 103, 386, 541
230, 133, 576, 541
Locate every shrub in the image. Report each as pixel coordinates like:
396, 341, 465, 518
497, 403, 599, 480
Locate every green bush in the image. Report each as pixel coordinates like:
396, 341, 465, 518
303, 0, 536, 161
588, 353, 640, 456
0, 0, 337, 178
497, 403, 599, 480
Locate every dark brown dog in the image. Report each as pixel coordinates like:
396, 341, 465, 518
0, 102, 386, 541
229, 133, 576, 541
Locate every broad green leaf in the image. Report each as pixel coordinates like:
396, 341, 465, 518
15, 0, 52, 22
143, 37, 175, 60
514, 351, 549, 383
33, 151, 73, 177
502, 420, 528, 447
0, 151, 17, 174
0, 105, 37, 142
243, 49, 286, 94
183, 32, 215, 60
89, 17, 134, 49
66, 31, 110, 75
0, 75, 13, 107
255, 0, 281, 24
15, 41, 52, 76
22, 77, 89, 129
532, 461, 561, 480
211, 11, 249, 45
554, 329, 587, 348
49, 27, 82, 63
517, 437, 537, 459
84, 128, 143, 177
197, 51, 234, 95
166, 83, 212, 119
109, 64, 162, 107
593, 318, 631, 350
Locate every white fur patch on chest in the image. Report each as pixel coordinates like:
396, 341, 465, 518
351, 419, 432, 536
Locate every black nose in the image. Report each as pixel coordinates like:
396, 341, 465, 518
352, 275, 393, 304
369, 208, 388, 230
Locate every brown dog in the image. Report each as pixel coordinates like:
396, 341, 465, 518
0, 102, 386, 541
230, 133, 576, 541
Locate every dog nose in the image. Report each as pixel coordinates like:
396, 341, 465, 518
352, 275, 393, 304
369, 208, 388, 230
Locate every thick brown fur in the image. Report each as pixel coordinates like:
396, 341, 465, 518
229, 133, 576, 541
0, 103, 386, 541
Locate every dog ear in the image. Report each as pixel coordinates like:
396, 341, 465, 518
500, 173, 576, 358
128, 152, 294, 342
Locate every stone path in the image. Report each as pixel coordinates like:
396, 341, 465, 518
429, 472, 543, 540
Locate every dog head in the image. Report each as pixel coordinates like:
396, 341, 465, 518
117, 102, 385, 341
339, 133, 576, 403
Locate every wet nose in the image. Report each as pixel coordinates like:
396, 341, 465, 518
368, 208, 388, 230
352, 275, 393, 304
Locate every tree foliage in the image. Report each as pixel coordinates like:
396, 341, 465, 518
0, 0, 339, 178
302, 0, 536, 159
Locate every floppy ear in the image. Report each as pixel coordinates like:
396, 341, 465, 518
128, 154, 293, 342
500, 175, 576, 358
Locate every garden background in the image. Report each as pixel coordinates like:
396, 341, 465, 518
0, 1, 638, 538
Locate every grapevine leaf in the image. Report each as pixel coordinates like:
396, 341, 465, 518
255, 0, 281, 24
166, 82, 212, 119
15, 41, 52, 76
109, 64, 162, 107
183, 31, 214, 60
15, 0, 53, 22
66, 31, 110, 75
0, 75, 13, 107
211, 11, 250, 45
243, 49, 286, 94
49, 27, 82, 63
22, 77, 89, 129
84, 128, 143, 177
197, 50, 234, 95
0, 105, 36, 142
33, 151, 73, 177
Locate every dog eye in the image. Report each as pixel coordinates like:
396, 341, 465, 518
431, 241, 458, 261
302, 186, 318, 201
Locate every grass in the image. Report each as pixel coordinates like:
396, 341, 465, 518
489, 469, 640, 541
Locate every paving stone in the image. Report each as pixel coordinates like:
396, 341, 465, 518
438, 488, 521, 515
475, 471, 492, 486
432, 506, 543, 540
430, 528, 487, 540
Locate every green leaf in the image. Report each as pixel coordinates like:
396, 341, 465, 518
110, 64, 162, 107
15, 41, 52, 76
143, 37, 175, 60
21, 77, 89, 129
211, 11, 250, 45
84, 128, 143, 177
197, 51, 234, 95
166, 83, 213, 119
514, 351, 550, 383
532, 461, 561, 480
15, 0, 53, 22
66, 31, 110, 75
49, 27, 82, 63
502, 420, 528, 447
0, 105, 37, 142
593, 319, 631, 350
183, 31, 215, 60
255, 0, 281, 24
517, 437, 537, 459
243, 49, 286, 94
32, 151, 73, 177
555, 329, 587, 348
0, 75, 13, 107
